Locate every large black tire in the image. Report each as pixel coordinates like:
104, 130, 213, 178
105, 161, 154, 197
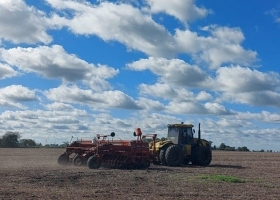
87, 155, 101, 169
191, 158, 199, 165
183, 157, 191, 165
192, 146, 212, 166
165, 145, 183, 167
73, 155, 84, 166
159, 146, 168, 165
57, 153, 69, 165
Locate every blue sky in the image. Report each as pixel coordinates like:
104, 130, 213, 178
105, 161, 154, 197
0, 0, 280, 151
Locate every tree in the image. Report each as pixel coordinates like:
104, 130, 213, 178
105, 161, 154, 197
237, 146, 250, 152
219, 143, 226, 150
20, 139, 36, 147
59, 142, 69, 148
225, 146, 236, 151
0, 132, 21, 148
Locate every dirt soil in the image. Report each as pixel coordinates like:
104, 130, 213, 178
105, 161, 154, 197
1, 148, 280, 200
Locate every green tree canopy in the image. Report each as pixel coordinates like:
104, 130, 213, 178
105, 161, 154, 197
0, 132, 21, 148
20, 139, 36, 147
219, 143, 226, 150
237, 146, 250, 152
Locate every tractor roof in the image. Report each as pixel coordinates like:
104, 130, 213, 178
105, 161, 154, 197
167, 123, 194, 128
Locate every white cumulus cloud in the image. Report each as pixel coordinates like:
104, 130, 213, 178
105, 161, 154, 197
145, 0, 210, 24
0, 0, 52, 44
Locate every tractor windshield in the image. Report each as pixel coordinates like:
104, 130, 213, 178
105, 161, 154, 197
180, 127, 193, 144
167, 127, 179, 144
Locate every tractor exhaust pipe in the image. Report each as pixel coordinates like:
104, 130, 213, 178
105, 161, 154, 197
198, 123, 201, 141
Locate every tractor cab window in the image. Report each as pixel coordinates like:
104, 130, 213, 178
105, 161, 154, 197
180, 127, 193, 144
167, 127, 179, 144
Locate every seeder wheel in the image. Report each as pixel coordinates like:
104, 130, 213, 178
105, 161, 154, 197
87, 155, 101, 169
73, 155, 84, 166
57, 153, 69, 165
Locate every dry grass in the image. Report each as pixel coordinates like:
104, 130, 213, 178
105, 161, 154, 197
1, 148, 280, 199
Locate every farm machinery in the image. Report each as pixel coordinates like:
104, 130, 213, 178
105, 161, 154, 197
87, 129, 157, 169
150, 122, 212, 166
57, 122, 212, 169
57, 130, 156, 169
86, 122, 211, 169
57, 138, 97, 166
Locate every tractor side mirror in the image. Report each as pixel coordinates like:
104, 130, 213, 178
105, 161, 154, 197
193, 129, 195, 134
110, 132, 115, 137
133, 132, 137, 137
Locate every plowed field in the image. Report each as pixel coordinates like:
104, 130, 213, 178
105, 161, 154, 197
1, 148, 280, 200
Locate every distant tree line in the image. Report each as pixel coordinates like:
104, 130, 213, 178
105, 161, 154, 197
0, 131, 66, 148
211, 143, 276, 152
212, 143, 250, 152
0, 132, 37, 148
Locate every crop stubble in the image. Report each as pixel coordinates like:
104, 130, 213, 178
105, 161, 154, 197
0, 148, 280, 200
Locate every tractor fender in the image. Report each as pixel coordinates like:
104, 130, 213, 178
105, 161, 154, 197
155, 140, 174, 151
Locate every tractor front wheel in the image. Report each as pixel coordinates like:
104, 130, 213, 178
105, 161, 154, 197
165, 145, 183, 167
57, 153, 69, 165
159, 146, 168, 166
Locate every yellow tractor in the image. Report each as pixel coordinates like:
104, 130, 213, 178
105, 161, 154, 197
150, 123, 212, 166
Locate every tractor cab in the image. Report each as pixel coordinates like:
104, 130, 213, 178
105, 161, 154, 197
167, 123, 195, 146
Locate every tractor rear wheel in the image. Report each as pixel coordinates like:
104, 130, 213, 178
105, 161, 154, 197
165, 145, 183, 167
57, 153, 69, 165
197, 146, 212, 166
73, 155, 84, 166
191, 159, 199, 165
192, 146, 211, 166
87, 155, 101, 169
183, 158, 191, 165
